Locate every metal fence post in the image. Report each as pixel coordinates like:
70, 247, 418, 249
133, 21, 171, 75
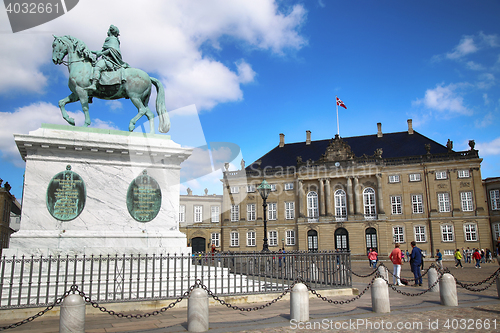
290, 283, 309, 322
439, 273, 458, 306
59, 293, 85, 333
188, 287, 209, 332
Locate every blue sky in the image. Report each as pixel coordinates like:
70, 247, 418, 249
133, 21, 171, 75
1, 0, 500, 200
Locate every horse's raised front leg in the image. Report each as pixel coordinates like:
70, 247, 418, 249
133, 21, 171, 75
58, 93, 78, 126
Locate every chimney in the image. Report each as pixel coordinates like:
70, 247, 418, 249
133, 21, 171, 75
279, 133, 285, 147
407, 119, 414, 135
377, 123, 383, 138
306, 130, 311, 145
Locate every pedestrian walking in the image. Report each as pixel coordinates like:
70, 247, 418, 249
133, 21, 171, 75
389, 243, 404, 285
368, 248, 378, 269
435, 249, 443, 269
473, 249, 482, 268
454, 248, 463, 268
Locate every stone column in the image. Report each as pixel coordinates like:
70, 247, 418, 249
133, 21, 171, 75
427, 267, 439, 292
346, 177, 354, 215
376, 174, 385, 214
319, 178, 325, 216
371, 278, 390, 313
439, 273, 458, 306
60, 294, 85, 333
354, 177, 361, 215
325, 179, 331, 216
290, 283, 309, 322
188, 287, 209, 332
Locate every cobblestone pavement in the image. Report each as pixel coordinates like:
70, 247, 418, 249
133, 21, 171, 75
0, 259, 498, 333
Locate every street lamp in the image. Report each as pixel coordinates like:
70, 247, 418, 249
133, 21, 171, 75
257, 179, 272, 252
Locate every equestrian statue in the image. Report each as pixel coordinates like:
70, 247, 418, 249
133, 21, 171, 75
52, 25, 169, 133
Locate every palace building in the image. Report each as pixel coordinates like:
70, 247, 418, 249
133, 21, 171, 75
218, 119, 493, 258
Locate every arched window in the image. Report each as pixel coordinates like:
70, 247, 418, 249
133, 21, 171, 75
334, 189, 347, 221
365, 227, 377, 252
307, 191, 319, 221
307, 230, 318, 252
334, 228, 349, 251
363, 187, 376, 220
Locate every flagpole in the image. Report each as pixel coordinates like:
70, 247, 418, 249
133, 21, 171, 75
336, 95, 340, 136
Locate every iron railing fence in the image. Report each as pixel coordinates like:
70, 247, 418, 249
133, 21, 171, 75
0, 251, 350, 310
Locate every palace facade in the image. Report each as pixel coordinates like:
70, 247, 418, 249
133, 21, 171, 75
218, 119, 493, 258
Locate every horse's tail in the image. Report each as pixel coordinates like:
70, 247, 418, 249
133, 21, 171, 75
151, 77, 170, 133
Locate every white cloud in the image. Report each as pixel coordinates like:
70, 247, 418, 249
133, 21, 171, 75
0, 102, 117, 166
446, 36, 478, 60
475, 112, 494, 128
236, 60, 257, 84
466, 61, 485, 71
475, 137, 500, 156
476, 73, 495, 89
413, 83, 471, 116
0, 0, 306, 112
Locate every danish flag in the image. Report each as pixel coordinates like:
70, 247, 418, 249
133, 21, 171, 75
336, 97, 347, 109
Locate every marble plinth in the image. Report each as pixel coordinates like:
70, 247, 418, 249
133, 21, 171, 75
5, 124, 192, 256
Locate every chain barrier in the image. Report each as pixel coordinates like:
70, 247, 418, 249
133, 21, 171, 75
2, 267, 499, 329
308, 274, 378, 305
197, 279, 295, 311
454, 267, 500, 292
0, 286, 75, 331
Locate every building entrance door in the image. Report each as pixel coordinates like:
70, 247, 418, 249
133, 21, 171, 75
365, 227, 378, 253
192, 237, 206, 253
334, 227, 349, 251
307, 230, 318, 252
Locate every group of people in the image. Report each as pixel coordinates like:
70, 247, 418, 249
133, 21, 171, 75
372, 243, 497, 287
454, 247, 494, 269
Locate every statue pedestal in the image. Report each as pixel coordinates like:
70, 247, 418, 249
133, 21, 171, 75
5, 124, 192, 256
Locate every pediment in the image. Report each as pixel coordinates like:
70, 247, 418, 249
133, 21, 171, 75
319, 135, 355, 162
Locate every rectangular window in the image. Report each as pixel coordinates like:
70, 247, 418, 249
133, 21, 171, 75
412, 194, 423, 214
247, 231, 256, 247
230, 186, 239, 194
458, 170, 470, 178
414, 226, 426, 242
464, 224, 477, 241
268, 202, 277, 220
285, 202, 295, 220
461, 191, 473, 211
270, 184, 277, 192
393, 226, 404, 243
443, 250, 454, 256
389, 175, 400, 183
490, 190, 500, 210
391, 196, 402, 215
441, 224, 454, 242
194, 206, 203, 223
438, 193, 451, 212
179, 205, 185, 223
493, 223, 500, 240
231, 204, 239, 222
435, 171, 447, 180
230, 232, 239, 247
247, 184, 255, 193
211, 206, 220, 222
409, 173, 421, 182
286, 230, 295, 246
284, 183, 294, 190
247, 204, 256, 221
269, 230, 278, 246
211, 233, 220, 247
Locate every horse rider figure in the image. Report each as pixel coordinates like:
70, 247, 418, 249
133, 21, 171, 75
86, 25, 129, 92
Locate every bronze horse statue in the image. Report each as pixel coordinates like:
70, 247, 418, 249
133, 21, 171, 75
52, 35, 169, 133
